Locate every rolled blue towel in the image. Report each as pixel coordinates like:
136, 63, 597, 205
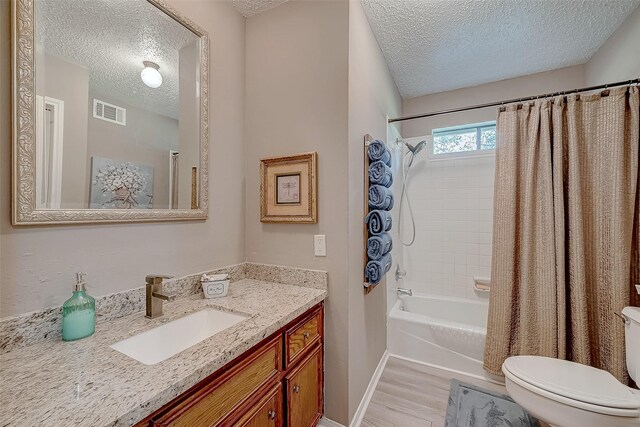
368, 160, 393, 187
369, 185, 394, 210
365, 210, 392, 235
368, 139, 391, 167
365, 252, 392, 285
367, 233, 393, 260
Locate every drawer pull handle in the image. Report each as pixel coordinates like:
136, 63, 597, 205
303, 331, 310, 339
268, 410, 277, 420
293, 385, 300, 393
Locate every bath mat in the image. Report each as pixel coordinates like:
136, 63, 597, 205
445, 379, 540, 427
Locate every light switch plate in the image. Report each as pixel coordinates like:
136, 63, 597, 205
314, 235, 326, 257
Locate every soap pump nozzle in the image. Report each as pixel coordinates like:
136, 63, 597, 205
74, 272, 87, 292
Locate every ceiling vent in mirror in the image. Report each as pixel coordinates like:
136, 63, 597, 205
93, 99, 126, 126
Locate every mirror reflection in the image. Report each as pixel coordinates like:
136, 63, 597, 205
34, 0, 201, 210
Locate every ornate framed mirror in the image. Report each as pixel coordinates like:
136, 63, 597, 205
12, 0, 209, 225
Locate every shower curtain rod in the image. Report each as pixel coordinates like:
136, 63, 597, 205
388, 77, 640, 124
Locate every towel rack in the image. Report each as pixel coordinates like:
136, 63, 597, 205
363, 134, 375, 294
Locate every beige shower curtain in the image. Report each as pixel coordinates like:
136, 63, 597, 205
484, 86, 640, 383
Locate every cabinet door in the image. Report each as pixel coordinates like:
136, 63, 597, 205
285, 345, 323, 427
231, 383, 283, 427
285, 307, 322, 368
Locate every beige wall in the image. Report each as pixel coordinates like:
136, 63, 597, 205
34, 52, 185, 210
347, 1, 402, 422
245, 2, 401, 423
1, 0, 10, 318
36, 53, 90, 209
87, 92, 179, 209
585, 5, 640, 85
402, 65, 586, 138
244, 0, 350, 422
0, 0, 246, 317
178, 41, 200, 209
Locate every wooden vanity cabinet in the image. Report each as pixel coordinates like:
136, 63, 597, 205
230, 383, 284, 427
285, 345, 323, 427
285, 308, 322, 368
136, 303, 324, 427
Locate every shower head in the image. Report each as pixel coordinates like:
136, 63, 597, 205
410, 140, 427, 155
402, 140, 427, 155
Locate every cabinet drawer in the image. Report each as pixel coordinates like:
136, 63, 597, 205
230, 383, 283, 427
153, 336, 282, 427
285, 308, 322, 366
285, 345, 323, 427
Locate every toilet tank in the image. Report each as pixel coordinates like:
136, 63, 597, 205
623, 307, 640, 384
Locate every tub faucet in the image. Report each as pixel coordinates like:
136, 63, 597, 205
145, 274, 175, 319
397, 287, 413, 296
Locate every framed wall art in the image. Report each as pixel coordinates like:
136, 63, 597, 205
89, 157, 154, 209
260, 152, 317, 223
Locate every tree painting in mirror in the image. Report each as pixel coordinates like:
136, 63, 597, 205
89, 157, 154, 209
433, 122, 496, 155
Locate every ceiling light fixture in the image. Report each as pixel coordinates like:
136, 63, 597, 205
141, 61, 162, 88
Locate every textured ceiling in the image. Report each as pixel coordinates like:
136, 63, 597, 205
35, 0, 199, 119
232, 0, 290, 17
361, 0, 640, 99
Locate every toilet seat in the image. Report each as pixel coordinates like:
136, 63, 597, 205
503, 356, 640, 418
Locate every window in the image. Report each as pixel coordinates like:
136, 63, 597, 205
432, 121, 496, 156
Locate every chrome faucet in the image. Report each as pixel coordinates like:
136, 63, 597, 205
396, 287, 413, 296
145, 274, 175, 319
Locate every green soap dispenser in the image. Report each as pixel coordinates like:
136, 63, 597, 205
62, 272, 95, 341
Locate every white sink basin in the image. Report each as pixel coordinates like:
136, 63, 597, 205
110, 309, 249, 365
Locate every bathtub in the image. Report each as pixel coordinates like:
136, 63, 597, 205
389, 293, 502, 383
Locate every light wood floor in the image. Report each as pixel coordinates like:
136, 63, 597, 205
361, 356, 508, 427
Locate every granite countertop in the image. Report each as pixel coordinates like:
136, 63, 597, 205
0, 279, 327, 426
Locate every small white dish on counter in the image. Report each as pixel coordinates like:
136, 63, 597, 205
201, 273, 230, 298
110, 308, 249, 365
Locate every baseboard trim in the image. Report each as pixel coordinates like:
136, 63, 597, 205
318, 416, 346, 427
349, 350, 390, 427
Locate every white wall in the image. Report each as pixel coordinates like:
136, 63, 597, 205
385, 132, 403, 315
347, 0, 402, 421
585, 5, 640, 86
399, 66, 586, 300
0, 0, 247, 317
244, 1, 350, 422
402, 151, 494, 300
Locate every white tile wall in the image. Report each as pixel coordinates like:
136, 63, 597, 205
400, 154, 495, 300
386, 140, 404, 314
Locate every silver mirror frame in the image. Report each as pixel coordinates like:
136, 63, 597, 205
11, 0, 209, 225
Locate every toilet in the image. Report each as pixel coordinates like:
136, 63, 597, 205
502, 306, 640, 427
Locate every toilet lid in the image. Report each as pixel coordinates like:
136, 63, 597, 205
503, 356, 639, 410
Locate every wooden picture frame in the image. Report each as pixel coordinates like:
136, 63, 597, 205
260, 152, 317, 223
